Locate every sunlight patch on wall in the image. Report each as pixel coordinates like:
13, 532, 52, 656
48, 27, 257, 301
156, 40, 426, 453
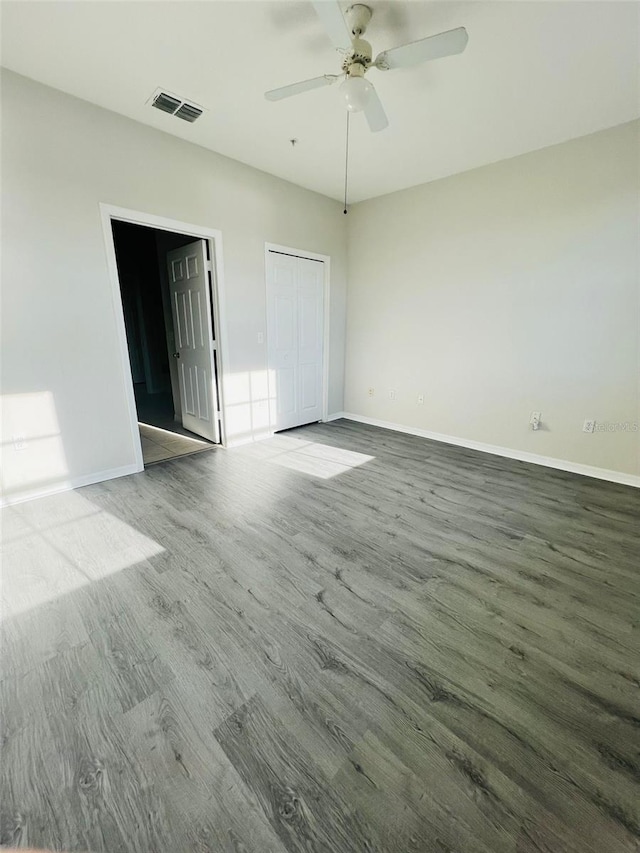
1, 392, 69, 501
1, 489, 165, 617
223, 370, 276, 443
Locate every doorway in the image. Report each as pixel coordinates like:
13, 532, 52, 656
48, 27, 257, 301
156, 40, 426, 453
109, 219, 223, 466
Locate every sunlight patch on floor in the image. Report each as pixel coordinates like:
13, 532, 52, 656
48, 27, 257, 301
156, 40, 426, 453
1, 489, 165, 617
239, 435, 374, 479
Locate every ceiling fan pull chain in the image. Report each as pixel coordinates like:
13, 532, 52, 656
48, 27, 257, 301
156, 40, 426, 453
344, 110, 350, 215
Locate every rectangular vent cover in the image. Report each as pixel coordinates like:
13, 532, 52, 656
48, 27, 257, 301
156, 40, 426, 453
175, 102, 203, 123
150, 89, 204, 123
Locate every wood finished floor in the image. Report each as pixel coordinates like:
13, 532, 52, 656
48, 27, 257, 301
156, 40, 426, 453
1, 420, 639, 852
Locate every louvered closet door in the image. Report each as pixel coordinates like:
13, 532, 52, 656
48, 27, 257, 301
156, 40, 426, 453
167, 240, 220, 443
266, 251, 324, 432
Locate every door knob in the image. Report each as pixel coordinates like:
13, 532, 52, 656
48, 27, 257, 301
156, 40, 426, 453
172, 352, 180, 358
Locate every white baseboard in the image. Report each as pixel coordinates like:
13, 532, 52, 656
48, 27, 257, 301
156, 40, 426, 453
0, 463, 141, 508
337, 413, 640, 489
6, 415, 634, 507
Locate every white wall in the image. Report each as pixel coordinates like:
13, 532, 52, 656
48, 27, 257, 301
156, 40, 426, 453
1, 70, 347, 503
345, 121, 640, 479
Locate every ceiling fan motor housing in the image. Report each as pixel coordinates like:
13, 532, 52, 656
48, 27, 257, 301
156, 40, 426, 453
343, 37, 372, 74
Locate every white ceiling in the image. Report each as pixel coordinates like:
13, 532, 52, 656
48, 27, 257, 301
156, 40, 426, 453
2, 1, 638, 203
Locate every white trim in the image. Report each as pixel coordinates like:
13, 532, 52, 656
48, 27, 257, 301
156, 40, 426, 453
0, 464, 140, 508
99, 204, 230, 471
264, 242, 331, 424
100, 206, 144, 473
324, 411, 346, 422
208, 231, 230, 447
339, 413, 640, 488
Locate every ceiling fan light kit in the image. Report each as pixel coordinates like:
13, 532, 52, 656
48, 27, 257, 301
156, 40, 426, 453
341, 68, 373, 113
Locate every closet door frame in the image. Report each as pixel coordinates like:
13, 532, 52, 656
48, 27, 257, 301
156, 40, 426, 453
264, 242, 331, 429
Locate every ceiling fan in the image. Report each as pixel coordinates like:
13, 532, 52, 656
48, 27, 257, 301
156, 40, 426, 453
265, 2, 469, 132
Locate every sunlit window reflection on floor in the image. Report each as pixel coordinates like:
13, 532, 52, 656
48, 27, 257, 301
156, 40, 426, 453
2, 490, 165, 618
237, 435, 374, 479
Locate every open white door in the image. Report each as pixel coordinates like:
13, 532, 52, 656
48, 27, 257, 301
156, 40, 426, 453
167, 240, 220, 443
266, 251, 324, 432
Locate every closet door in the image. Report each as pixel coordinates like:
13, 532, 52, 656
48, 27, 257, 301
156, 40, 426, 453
266, 251, 324, 431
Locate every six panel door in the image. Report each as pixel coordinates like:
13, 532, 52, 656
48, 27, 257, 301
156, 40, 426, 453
167, 240, 220, 443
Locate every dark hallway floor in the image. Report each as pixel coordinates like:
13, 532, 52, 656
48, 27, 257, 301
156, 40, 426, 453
134, 386, 204, 440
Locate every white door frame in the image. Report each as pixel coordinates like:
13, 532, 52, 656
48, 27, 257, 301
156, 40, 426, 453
264, 242, 331, 424
100, 203, 229, 472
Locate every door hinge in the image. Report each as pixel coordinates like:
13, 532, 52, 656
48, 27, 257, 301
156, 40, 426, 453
206, 260, 213, 272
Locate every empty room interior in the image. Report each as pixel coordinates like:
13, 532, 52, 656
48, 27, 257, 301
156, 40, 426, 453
1, 1, 639, 851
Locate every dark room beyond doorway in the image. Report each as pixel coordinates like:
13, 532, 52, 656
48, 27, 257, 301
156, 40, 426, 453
111, 221, 221, 465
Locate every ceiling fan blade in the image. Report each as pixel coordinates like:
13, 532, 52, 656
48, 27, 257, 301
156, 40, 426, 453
311, 1, 352, 50
374, 26, 468, 70
364, 86, 389, 133
265, 74, 339, 101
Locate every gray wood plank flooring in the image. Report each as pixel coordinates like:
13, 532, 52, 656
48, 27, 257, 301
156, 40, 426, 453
1, 419, 639, 852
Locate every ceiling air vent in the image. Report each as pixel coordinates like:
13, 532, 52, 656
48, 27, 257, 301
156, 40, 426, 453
152, 92, 182, 114
149, 89, 204, 123
174, 102, 203, 123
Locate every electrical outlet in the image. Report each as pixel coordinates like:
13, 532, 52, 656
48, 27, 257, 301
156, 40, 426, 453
583, 419, 595, 433
368, 387, 375, 397
530, 411, 541, 430
257, 332, 264, 344
417, 394, 424, 405
13, 434, 27, 451
389, 390, 396, 400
